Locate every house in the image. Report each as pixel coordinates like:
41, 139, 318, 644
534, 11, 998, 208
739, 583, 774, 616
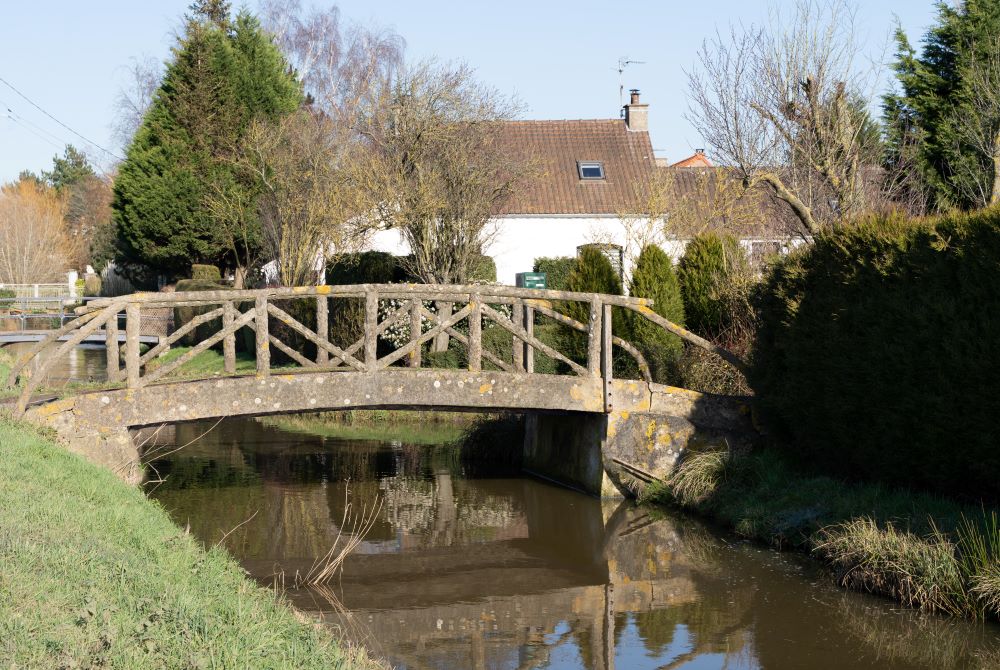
369, 90, 802, 285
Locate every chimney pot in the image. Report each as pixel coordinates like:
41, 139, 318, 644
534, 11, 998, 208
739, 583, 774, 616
629, 89, 640, 104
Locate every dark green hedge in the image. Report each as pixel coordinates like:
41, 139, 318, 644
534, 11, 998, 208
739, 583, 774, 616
533, 257, 577, 291
751, 210, 1000, 502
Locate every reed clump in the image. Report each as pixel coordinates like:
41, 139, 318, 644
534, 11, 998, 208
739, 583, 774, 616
646, 447, 1000, 619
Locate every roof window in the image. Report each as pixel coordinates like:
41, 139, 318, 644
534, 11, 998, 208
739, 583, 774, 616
577, 161, 605, 180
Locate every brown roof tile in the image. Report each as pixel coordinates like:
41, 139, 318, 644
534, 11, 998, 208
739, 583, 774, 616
496, 119, 656, 215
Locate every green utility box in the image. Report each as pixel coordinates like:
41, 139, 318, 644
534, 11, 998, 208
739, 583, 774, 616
515, 272, 547, 289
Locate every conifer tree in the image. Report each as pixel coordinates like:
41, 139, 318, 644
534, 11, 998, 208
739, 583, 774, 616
628, 244, 685, 382
677, 233, 747, 338
112, 9, 300, 281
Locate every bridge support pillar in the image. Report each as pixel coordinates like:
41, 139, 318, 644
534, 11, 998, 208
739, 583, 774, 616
523, 413, 621, 498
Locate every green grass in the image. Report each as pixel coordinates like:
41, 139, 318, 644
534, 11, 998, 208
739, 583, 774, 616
644, 447, 1000, 619
0, 419, 380, 669
258, 409, 481, 444
145, 346, 259, 379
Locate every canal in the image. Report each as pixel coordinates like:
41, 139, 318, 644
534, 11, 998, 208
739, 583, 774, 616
143, 416, 1000, 670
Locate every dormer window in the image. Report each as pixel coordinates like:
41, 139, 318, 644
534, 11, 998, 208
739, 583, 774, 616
577, 161, 605, 180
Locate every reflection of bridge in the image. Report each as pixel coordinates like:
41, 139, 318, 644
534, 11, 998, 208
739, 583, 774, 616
7, 284, 754, 493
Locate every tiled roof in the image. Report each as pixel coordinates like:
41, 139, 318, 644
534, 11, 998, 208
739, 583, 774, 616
496, 120, 656, 215
671, 151, 713, 168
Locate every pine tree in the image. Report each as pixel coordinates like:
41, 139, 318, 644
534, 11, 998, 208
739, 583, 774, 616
677, 233, 747, 338
628, 244, 685, 383
42, 145, 94, 192
112, 9, 300, 281
885, 0, 1000, 210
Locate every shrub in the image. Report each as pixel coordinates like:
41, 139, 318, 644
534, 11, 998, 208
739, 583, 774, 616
173, 279, 229, 346
677, 233, 749, 338
751, 209, 1000, 501
0, 288, 15, 310
469, 254, 497, 283
533, 256, 577, 291
83, 274, 102, 297
191, 264, 222, 282
628, 244, 685, 384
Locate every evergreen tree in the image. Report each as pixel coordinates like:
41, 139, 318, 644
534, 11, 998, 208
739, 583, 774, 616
561, 247, 628, 369
628, 244, 685, 383
42, 145, 94, 192
885, 1, 1000, 210
112, 9, 301, 280
677, 233, 747, 338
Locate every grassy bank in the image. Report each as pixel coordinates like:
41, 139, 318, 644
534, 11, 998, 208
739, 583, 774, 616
0, 420, 378, 669
644, 447, 1000, 619
259, 409, 483, 444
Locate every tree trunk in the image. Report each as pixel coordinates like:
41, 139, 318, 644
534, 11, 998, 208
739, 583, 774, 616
759, 172, 820, 237
991, 132, 1000, 206
233, 265, 246, 290
432, 301, 453, 353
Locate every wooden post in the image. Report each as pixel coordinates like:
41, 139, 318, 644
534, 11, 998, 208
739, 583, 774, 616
315, 295, 328, 366
125, 303, 140, 388
602, 303, 613, 412
468, 294, 482, 372
255, 296, 269, 377
223, 301, 236, 374
105, 309, 120, 382
524, 304, 534, 374
408, 298, 422, 368
512, 300, 524, 372
587, 297, 602, 377
364, 290, 378, 371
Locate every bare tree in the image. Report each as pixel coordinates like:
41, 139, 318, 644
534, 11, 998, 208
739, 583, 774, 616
954, 37, 1000, 207
0, 179, 81, 283
258, 0, 404, 126
214, 109, 370, 287
357, 61, 530, 285
687, 0, 884, 236
111, 56, 163, 151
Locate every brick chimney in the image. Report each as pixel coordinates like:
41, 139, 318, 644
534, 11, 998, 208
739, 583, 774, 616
624, 89, 648, 132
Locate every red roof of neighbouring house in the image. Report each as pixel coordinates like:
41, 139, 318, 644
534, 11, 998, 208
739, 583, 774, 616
495, 119, 656, 215
671, 150, 713, 168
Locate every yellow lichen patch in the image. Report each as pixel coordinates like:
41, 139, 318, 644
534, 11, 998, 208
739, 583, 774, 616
479, 383, 492, 394
569, 385, 583, 401
619, 410, 630, 421
645, 419, 656, 439
30, 397, 75, 418
316, 285, 331, 294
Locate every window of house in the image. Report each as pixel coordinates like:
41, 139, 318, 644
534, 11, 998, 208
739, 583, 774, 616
577, 161, 605, 180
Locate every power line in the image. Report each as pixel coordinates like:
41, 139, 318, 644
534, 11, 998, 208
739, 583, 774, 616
0, 75, 124, 161
1, 97, 69, 147
4, 114, 64, 151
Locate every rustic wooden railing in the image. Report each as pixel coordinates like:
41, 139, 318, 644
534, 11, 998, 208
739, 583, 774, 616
5, 284, 743, 415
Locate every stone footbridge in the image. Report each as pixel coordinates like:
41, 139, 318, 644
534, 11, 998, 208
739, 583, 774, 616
6, 284, 754, 495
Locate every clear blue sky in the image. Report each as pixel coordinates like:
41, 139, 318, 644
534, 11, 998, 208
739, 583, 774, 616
0, 1, 937, 183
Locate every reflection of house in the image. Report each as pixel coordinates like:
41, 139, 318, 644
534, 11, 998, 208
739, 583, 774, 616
370, 90, 803, 285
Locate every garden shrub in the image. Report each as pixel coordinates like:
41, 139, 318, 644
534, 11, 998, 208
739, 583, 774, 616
677, 233, 749, 338
627, 244, 685, 384
191, 264, 222, 282
83, 274, 102, 297
173, 279, 230, 346
751, 209, 1000, 502
533, 257, 577, 291
0, 287, 15, 310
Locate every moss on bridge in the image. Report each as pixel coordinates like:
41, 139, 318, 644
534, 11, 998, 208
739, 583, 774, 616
0, 419, 379, 669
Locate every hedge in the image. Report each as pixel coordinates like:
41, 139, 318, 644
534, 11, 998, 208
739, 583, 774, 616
533, 257, 577, 291
751, 209, 1000, 502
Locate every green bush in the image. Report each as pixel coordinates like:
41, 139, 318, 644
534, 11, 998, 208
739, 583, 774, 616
533, 256, 577, 291
173, 279, 230, 346
191, 264, 222, 282
751, 209, 1000, 502
677, 233, 749, 337
469, 254, 497, 283
628, 244, 685, 384
0, 288, 15, 310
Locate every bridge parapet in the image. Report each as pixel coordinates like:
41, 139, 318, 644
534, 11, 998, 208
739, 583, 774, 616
5, 284, 742, 416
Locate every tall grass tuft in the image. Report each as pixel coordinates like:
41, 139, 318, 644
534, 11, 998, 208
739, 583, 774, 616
666, 449, 731, 506
957, 510, 1000, 617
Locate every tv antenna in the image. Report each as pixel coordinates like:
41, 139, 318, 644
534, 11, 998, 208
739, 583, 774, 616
617, 57, 645, 108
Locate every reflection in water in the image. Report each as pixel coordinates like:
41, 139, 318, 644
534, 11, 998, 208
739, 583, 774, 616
3, 342, 106, 385
146, 418, 1000, 670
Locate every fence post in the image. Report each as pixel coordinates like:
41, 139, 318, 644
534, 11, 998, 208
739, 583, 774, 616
106, 308, 120, 382
316, 295, 328, 366
587, 297, 602, 377
409, 298, 422, 368
468, 294, 482, 372
125, 303, 140, 388
255, 296, 269, 377
512, 300, 524, 372
364, 290, 378, 371
223, 301, 236, 374
601, 303, 613, 412
524, 303, 534, 374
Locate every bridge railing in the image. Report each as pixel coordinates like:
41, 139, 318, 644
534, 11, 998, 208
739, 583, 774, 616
5, 284, 743, 415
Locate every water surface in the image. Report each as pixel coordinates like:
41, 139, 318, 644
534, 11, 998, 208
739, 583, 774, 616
146, 417, 1000, 670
